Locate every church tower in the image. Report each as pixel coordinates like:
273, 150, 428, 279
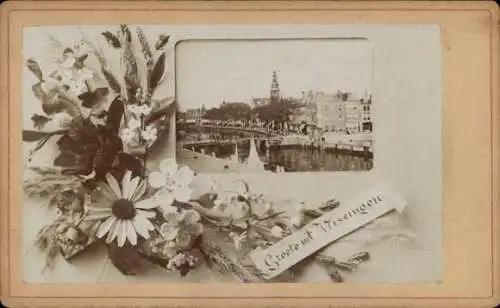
270, 70, 280, 103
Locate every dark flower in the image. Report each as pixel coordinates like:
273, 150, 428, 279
54, 117, 143, 186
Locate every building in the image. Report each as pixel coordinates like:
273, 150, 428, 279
270, 70, 280, 103
183, 105, 206, 124
359, 94, 373, 132
313, 90, 373, 134
315, 92, 345, 133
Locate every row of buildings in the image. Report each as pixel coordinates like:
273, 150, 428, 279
290, 90, 373, 134
179, 70, 373, 135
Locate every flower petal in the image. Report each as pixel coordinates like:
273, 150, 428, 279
131, 179, 147, 202
85, 208, 113, 221
163, 211, 181, 223
176, 166, 195, 185
132, 216, 151, 239
137, 209, 156, 219
96, 216, 116, 238
135, 198, 157, 210
154, 189, 174, 208
137, 213, 155, 231
148, 171, 166, 189
160, 223, 179, 241
126, 176, 140, 200
106, 173, 122, 198
105, 219, 119, 244
125, 220, 137, 246
176, 231, 191, 248
181, 209, 201, 224
117, 220, 127, 247
121, 171, 132, 200
161, 205, 178, 214
159, 159, 178, 176
185, 222, 203, 236
173, 186, 193, 203
98, 182, 118, 200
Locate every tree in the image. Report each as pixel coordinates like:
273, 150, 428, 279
253, 97, 300, 122
202, 102, 252, 121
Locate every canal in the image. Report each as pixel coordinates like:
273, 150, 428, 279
185, 139, 373, 172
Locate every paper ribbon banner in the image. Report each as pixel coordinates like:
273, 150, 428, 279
249, 182, 407, 279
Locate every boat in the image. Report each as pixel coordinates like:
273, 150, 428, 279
230, 141, 240, 163
245, 137, 265, 171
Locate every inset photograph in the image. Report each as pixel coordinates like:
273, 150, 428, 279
176, 39, 373, 173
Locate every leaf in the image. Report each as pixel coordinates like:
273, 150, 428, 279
198, 236, 264, 283
101, 67, 121, 94
26, 58, 44, 81
335, 262, 358, 272
78, 87, 109, 109
32, 82, 48, 101
27, 134, 57, 162
145, 97, 176, 125
54, 152, 77, 167
121, 26, 139, 91
138, 252, 169, 269
303, 209, 322, 218
136, 27, 154, 71
328, 267, 344, 283
22, 130, 50, 142
114, 152, 144, 179
155, 35, 170, 50
319, 199, 340, 211
149, 52, 165, 91
101, 31, 121, 48
179, 264, 191, 277
120, 25, 132, 43
73, 54, 89, 70
106, 96, 124, 133
31, 114, 51, 130
107, 242, 144, 275
346, 251, 370, 264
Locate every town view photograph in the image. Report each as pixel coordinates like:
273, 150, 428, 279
175, 39, 373, 173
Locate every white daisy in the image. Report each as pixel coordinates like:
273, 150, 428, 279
85, 171, 157, 247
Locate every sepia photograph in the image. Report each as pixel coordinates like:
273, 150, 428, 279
3, 1, 498, 307
176, 39, 373, 173
20, 24, 442, 285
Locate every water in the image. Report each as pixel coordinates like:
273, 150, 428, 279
186, 139, 373, 172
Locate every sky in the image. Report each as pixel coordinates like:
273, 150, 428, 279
176, 39, 371, 111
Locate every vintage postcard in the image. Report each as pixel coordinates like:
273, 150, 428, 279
1, 1, 499, 308
176, 38, 373, 173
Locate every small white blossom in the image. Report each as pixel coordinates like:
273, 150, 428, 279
120, 128, 137, 144
128, 105, 141, 116
52, 112, 73, 128
147, 159, 195, 208
141, 125, 157, 143
229, 232, 247, 250
69, 80, 88, 96
290, 214, 304, 228
127, 118, 141, 130
61, 56, 76, 69
139, 105, 152, 116
270, 226, 284, 238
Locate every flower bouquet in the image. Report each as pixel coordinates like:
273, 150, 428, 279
23, 25, 412, 282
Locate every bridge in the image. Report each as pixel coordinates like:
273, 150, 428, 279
179, 136, 284, 148
181, 124, 281, 137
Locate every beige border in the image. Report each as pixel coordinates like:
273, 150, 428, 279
1, 1, 499, 307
